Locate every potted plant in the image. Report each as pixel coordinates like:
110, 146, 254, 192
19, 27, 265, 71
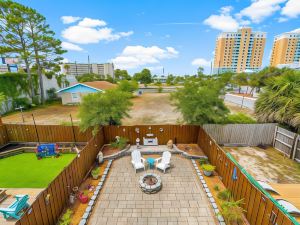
201, 164, 216, 177
91, 167, 100, 179
78, 190, 89, 204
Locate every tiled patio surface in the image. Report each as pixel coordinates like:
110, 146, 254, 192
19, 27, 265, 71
89, 155, 217, 225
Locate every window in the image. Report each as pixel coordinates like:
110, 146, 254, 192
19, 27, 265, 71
71, 92, 79, 101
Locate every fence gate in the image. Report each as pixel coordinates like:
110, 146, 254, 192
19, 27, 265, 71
273, 126, 300, 161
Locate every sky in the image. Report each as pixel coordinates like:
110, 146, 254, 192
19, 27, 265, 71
16, 0, 300, 75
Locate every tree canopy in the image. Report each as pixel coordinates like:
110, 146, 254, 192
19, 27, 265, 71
114, 69, 131, 80
171, 76, 229, 124
78, 90, 132, 134
255, 70, 300, 131
117, 80, 138, 93
133, 69, 152, 85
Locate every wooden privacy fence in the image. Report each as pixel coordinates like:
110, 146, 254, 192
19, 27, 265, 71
203, 123, 277, 146
197, 127, 296, 225
104, 125, 199, 144
0, 125, 8, 146
4, 124, 92, 143
15, 128, 104, 225
273, 126, 300, 161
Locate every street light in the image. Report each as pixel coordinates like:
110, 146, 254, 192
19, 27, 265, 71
15, 106, 25, 123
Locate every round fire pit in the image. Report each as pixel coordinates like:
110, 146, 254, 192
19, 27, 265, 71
139, 173, 162, 194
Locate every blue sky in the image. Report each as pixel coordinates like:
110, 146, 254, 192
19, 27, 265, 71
16, 0, 300, 75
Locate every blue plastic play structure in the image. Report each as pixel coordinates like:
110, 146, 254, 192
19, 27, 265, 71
0, 195, 29, 220
36, 143, 60, 159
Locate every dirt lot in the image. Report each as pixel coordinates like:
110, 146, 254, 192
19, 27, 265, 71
2, 104, 79, 125
122, 93, 182, 125
226, 146, 300, 184
225, 101, 255, 118
2, 93, 182, 125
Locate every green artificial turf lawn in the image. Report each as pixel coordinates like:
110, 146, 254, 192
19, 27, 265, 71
0, 153, 75, 188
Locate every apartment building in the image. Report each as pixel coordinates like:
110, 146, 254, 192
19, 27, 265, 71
270, 31, 300, 68
213, 27, 266, 74
62, 63, 114, 78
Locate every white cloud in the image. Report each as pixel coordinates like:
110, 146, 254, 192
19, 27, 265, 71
146, 66, 164, 72
78, 18, 107, 27
237, 0, 286, 23
278, 17, 288, 22
220, 6, 234, 14
281, 0, 300, 18
191, 58, 211, 67
290, 28, 300, 33
112, 45, 179, 69
61, 16, 81, 24
62, 26, 133, 44
204, 14, 239, 32
61, 41, 83, 51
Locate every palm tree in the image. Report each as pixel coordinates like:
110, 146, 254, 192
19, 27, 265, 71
255, 70, 300, 131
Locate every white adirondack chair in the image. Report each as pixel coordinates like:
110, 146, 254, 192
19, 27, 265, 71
131, 150, 146, 173
155, 151, 171, 173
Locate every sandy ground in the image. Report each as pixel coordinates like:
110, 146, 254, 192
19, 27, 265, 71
2, 93, 182, 125
226, 146, 300, 184
2, 104, 79, 125
122, 93, 182, 125
225, 101, 255, 118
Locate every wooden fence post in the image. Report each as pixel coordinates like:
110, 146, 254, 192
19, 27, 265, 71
291, 134, 299, 160
272, 126, 278, 147
0, 117, 2, 125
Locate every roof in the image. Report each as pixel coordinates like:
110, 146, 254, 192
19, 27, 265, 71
82, 81, 117, 90
57, 81, 117, 93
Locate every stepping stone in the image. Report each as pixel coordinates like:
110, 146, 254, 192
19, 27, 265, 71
82, 212, 89, 219
209, 197, 215, 203
94, 190, 99, 195
78, 219, 87, 225
219, 222, 226, 225
214, 208, 219, 214
217, 215, 225, 222
85, 206, 92, 213
96, 186, 102, 191
88, 200, 94, 206
98, 181, 103, 186
91, 195, 97, 200
201, 180, 206, 184
103, 171, 108, 175
205, 188, 210, 193
203, 184, 208, 188
199, 176, 204, 180
212, 203, 218, 209
207, 193, 213, 198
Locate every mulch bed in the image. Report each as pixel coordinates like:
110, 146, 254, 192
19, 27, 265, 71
102, 145, 120, 156
176, 144, 206, 157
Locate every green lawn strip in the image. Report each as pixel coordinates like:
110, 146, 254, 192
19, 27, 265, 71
0, 153, 75, 188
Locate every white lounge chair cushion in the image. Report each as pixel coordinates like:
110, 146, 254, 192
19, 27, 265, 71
277, 199, 300, 215
257, 181, 279, 194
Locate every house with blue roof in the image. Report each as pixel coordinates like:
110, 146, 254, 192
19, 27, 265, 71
57, 81, 117, 105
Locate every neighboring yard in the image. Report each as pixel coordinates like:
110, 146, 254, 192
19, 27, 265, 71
226, 146, 300, 184
2, 93, 182, 125
2, 103, 79, 125
225, 101, 255, 118
0, 153, 75, 188
122, 93, 182, 125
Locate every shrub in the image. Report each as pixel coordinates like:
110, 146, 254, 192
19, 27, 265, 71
59, 209, 72, 225
14, 97, 31, 109
91, 167, 100, 176
220, 199, 245, 223
217, 189, 232, 201
158, 86, 163, 93
226, 113, 256, 124
213, 185, 220, 191
198, 158, 208, 165
110, 136, 129, 150
201, 164, 215, 172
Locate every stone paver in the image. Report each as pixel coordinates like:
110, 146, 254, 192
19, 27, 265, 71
89, 155, 217, 225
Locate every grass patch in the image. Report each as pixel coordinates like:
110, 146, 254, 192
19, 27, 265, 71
0, 153, 75, 188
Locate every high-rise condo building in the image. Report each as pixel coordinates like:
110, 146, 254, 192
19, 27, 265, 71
213, 27, 266, 74
62, 63, 114, 78
270, 31, 300, 68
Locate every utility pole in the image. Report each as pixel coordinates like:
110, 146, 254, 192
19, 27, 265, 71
88, 55, 91, 74
75, 61, 78, 76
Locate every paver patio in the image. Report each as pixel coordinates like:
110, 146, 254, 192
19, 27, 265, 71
89, 155, 217, 225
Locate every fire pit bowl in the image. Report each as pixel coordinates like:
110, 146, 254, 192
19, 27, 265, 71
139, 173, 162, 194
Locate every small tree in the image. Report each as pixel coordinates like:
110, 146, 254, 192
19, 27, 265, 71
166, 74, 175, 85
76, 73, 103, 82
78, 90, 132, 134
118, 80, 138, 93
133, 69, 152, 86
114, 69, 131, 80
171, 77, 229, 124
232, 73, 248, 93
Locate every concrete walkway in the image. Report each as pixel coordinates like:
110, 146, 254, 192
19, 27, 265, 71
89, 155, 217, 225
